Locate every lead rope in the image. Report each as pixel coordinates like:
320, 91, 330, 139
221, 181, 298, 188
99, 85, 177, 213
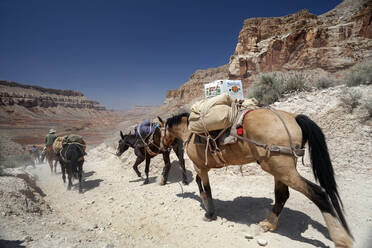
199, 111, 228, 166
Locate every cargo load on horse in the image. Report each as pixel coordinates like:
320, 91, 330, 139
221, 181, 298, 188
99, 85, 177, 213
53, 136, 65, 154
53, 134, 86, 155
134, 120, 158, 140
188, 93, 259, 146
189, 93, 237, 133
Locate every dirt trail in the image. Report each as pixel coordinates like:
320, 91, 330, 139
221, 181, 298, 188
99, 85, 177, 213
3, 142, 368, 248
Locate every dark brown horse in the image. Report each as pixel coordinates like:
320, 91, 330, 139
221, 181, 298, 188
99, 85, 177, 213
58, 143, 85, 193
161, 110, 352, 248
116, 122, 188, 185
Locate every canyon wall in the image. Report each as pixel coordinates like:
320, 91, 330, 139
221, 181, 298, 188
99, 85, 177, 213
228, 0, 372, 86
0, 81, 105, 111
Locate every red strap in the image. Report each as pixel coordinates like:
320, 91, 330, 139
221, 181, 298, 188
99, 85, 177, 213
237, 109, 255, 136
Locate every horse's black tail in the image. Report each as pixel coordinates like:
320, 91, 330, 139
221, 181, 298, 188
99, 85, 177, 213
295, 114, 351, 236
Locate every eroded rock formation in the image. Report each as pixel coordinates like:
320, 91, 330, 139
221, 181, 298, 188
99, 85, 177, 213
163, 65, 229, 106
228, 0, 372, 86
0, 80, 105, 110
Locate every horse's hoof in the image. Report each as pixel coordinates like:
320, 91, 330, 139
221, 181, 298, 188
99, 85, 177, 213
182, 180, 189, 185
159, 178, 166, 185
143, 179, 149, 185
259, 220, 277, 232
203, 213, 217, 222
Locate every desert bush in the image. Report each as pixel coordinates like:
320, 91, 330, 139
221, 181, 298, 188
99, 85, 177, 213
0, 154, 34, 170
345, 61, 372, 87
250, 74, 282, 105
340, 88, 362, 113
282, 73, 309, 93
315, 77, 333, 89
362, 97, 372, 120
249, 72, 309, 105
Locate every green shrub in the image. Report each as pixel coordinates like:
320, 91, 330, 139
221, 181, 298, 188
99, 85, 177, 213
282, 73, 308, 93
362, 97, 372, 120
250, 74, 281, 105
340, 88, 362, 113
250, 72, 309, 105
315, 77, 333, 89
345, 62, 372, 87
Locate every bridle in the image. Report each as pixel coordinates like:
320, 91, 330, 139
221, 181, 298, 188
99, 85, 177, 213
161, 124, 175, 152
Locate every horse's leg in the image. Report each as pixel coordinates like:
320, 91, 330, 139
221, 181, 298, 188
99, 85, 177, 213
174, 143, 188, 185
143, 154, 150, 184
195, 174, 206, 205
259, 179, 289, 231
61, 163, 66, 183
78, 162, 83, 193
54, 160, 58, 173
274, 167, 352, 248
160, 151, 171, 185
67, 165, 73, 190
48, 159, 53, 174
197, 168, 216, 221
132, 156, 145, 178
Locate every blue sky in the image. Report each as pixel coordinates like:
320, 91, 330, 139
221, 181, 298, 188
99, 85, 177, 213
0, 0, 342, 109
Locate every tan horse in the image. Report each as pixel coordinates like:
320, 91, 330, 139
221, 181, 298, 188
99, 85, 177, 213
45, 146, 59, 173
159, 109, 352, 248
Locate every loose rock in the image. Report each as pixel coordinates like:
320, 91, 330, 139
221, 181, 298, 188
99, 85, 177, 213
257, 238, 268, 246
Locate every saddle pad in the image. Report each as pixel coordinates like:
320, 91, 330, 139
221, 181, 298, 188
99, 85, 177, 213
219, 109, 255, 146
134, 120, 153, 139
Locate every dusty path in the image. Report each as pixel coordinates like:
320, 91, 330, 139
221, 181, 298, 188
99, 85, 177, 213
2, 141, 370, 248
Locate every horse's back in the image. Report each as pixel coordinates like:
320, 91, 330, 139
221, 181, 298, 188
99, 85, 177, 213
243, 108, 303, 147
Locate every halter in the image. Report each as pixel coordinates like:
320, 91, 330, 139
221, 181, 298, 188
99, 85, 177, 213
161, 123, 176, 151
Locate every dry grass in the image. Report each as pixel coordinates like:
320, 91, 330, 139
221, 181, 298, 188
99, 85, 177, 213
345, 61, 372, 87
362, 97, 372, 120
340, 88, 362, 113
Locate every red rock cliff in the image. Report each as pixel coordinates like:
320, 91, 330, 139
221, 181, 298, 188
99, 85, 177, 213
228, 0, 372, 86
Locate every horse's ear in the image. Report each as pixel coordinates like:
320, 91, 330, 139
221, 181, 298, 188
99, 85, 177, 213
157, 116, 164, 126
120, 131, 125, 140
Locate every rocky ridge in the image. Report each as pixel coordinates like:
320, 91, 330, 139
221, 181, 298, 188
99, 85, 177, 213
0, 80, 105, 111
229, 0, 372, 86
163, 65, 229, 109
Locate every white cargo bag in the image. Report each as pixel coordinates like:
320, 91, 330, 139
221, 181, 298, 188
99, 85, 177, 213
189, 93, 237, 133
204, 80, 244, 99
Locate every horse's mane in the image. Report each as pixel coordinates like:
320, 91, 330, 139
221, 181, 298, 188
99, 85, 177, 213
166, 112, 190, 128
